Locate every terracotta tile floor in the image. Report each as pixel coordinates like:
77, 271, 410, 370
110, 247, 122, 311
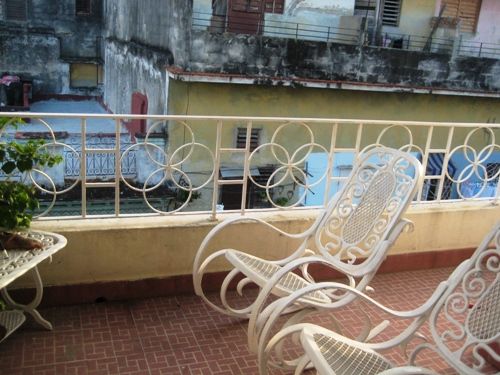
0, 267, 494, 374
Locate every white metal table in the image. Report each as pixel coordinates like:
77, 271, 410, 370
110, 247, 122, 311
0, 231, 67, 342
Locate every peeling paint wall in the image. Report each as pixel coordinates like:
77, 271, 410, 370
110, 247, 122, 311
187, 31, 500, 93
470, 0, 500, 45
169, 80, 500, 121
0, 0, 103, 96
103, 0, 191, 114
104, 40, 168, 115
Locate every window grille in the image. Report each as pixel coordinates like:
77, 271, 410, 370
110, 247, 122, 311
442, 0, 482, 33
264, 0, 284, 14
5, 0, 27, 21
487, 163, 500, 179
381, 0, 402, 26
75, 0, 91, 15
236, 128, 261, 151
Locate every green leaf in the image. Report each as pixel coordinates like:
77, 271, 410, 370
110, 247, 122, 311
17, 159, 33, 172
1, 161, 16, 174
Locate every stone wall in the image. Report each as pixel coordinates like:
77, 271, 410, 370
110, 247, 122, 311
187, 31, 500, 93
103, 0, 191, 114
0, 0, 103, 96
103, 39, 170, 115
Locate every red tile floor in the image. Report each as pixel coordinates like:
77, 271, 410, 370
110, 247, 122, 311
0, 267, 495, 374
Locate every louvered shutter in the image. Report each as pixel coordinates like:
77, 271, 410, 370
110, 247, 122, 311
236, 128, 261, 151
442, 0, 482, 33
381, 0, 402, 26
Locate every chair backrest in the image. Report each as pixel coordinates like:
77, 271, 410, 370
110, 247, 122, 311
426, 221, 500, 374
314, 147, 422, 270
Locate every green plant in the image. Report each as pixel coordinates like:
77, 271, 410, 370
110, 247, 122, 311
275, 196, 289, 207
0, 118, 62, 233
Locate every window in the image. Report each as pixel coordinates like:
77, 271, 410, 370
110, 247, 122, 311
236, 128, 261, 151
381, 0, 402, 26
442, 0, 482, 33
264, 0, 284, 14
75, 0, 91, 15
5, 0, 27, 21
70, 63, 102, 88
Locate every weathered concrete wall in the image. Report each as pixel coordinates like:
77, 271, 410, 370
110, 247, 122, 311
0, 0, 103, 96
168, 80, 500, 121
103, 40, 169, 115
103, 0, 191, 114
105, 0, 191, 66
187, 31, 500, 92
0, 31, 68, 94
470, 0, 500, 45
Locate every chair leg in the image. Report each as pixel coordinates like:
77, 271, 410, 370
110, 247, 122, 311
1, 266, 52, 330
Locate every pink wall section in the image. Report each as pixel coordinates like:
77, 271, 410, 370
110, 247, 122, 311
475, 0, 500, 43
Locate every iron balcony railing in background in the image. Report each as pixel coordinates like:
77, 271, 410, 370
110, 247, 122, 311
456, 38, 500, 59
0, 113, 499, 220
381, 32, 500, 59
192, 11, 500, 60
192, 11, 362, 45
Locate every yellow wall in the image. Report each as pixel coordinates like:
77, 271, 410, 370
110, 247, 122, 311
165, 80, 500, 182
393, 0, 436, 37
168, 80, 500, 122
10, 203, 499, 288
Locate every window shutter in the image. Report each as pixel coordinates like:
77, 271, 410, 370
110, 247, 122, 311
265, 0, 284, 14
236, 128, 261, 151
442, 0, 482, 33
381, 0, 402, 26
6, 0, 27, 21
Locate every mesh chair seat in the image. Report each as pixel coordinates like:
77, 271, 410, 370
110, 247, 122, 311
0, 310, 25, 343
226, 252, 331, 304
301, 327, 394, 375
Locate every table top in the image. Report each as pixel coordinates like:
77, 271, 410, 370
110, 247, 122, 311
0, 231, 67, 289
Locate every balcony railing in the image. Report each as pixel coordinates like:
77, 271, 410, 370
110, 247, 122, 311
0, 113, 499, 220
192, 11, 361, 45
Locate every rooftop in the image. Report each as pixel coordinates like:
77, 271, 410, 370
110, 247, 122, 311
0, 267, 468, 375
28, 100, 117, 133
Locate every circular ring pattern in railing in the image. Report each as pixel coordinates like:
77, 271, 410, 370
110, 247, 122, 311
120, 120, 215, 213
247, 121, 328, 208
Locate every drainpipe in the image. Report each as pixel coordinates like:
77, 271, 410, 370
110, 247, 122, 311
373, 0, 384, 46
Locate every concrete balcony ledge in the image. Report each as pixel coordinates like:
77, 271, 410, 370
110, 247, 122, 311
8, 201, 496, 307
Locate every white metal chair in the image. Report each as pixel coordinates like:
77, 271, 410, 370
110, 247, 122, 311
259, 221, 500, 375
193, 147, 422, 334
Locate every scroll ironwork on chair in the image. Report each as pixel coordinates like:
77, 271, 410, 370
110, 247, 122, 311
193, 147, 422, 337
258, 221, 500, 375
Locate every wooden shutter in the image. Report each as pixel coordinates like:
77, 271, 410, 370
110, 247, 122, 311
442, 0, 482, 33
231, 0, 263, 13
265, 0, 284, 14
381, 0, 402, 26
6, 0, 27, 21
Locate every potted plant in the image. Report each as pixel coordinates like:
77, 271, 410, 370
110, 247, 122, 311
0, 117, 62, 251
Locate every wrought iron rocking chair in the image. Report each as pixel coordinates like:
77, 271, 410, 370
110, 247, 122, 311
258, 221, 500, 375
193, 147, 422, 347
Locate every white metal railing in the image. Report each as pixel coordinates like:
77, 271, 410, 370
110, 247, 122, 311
0, 113, 498, 220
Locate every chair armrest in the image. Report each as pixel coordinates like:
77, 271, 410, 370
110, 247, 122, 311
193, 215, 316, 295
255, 279, 449, 357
